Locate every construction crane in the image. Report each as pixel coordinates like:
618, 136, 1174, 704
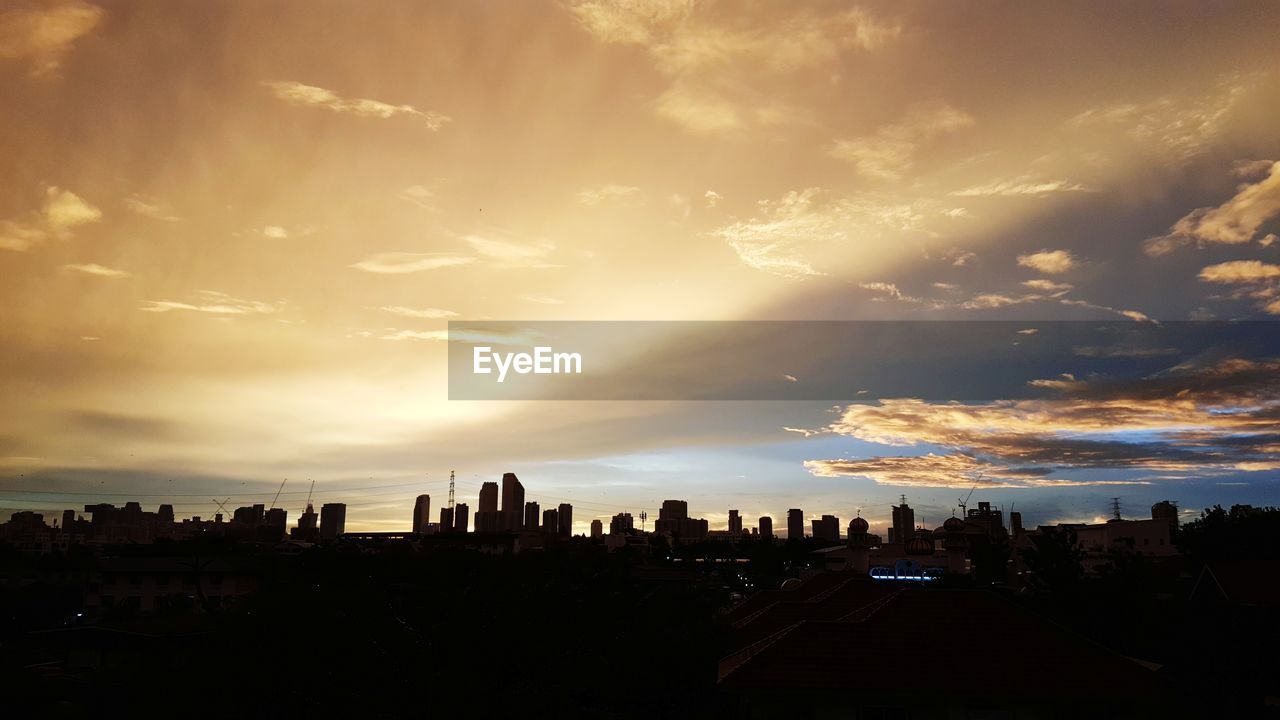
958, 472, 982, 517
212, 497, 231, 521
269, 478, 287, 510
304, 479, 315, 511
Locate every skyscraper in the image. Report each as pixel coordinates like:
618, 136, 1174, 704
542, 507, 558, 534
501, 472, 525, 531
524, 501, 540, 531
758, 516, 773, 539
478, 482, 498, 513
319, 503, 346, 541
728, 509, 742, 534
413, 494, 431, 533
558, 503, 573, 537
475, 481, 501, 531
439, 507, 454, 534
812, 514, 840, 542
453, 502, 469, 533
787, 509, 804, 540
891, 500, 914, 545
654, 499, 708, 539
609, 513, 633, 535
590, 519, 603, 538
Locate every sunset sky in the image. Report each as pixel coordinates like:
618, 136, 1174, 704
2, 0, 1279, 534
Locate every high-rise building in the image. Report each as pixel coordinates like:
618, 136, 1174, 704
264, 508, 288, 540
524, 501, 540, 531
319, 503, 346, 541
728, 509, 742, 534
558, 503, 573, 537
891, 500, 915, 545
654, 499, 708, 539
475, 481, 501, 531
542, 507, 558, 534
609, 513, 633, 535
590, 519, 603, 538
758, 516, 773, 539
812, 514, 840, 542
453, 502, 470, 533
501, 473, 525, 531
439, 507, 454, 534
413, 494, 431, 533
787, 509, 804, 540
478, 482, 499, 513
292, 502, 318, 541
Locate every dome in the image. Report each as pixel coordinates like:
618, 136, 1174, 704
848, 517, 869, 533
943, 516, 965, 533
904, 532, 935, 556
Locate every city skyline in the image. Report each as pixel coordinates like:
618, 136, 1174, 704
3, 1, 1280, 533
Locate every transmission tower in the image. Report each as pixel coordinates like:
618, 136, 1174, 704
639, 510, 648, 532
447, 470, 456, 510
1111, 497, 1123, 521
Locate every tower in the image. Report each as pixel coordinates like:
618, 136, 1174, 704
891, 497, 914, 544
787, 508, 804, 540
501, 473, 525, 531
413, 494, 431, 533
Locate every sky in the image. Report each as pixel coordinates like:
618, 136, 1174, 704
1, 0, 1279, 535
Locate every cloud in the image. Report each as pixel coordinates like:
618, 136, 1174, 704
378, 306, 458, 319
1198, 260, 1280, 284
0, 186, 101, 251
804, 357, 1280, 488
521, 294, 565, 305
952, 178, 1092, 197
567, 2, 898, 133
123, 195, 182, 222
1022, 279, 1072, 292
0, 0, 103, 77
577, 184, 644, 206
61, 263, 129, 278
704, 190, 722, 208
350, 252, 476, 274
1197, 260, 1280, 315
712, 188, 937, 279
1017, 249, 1076, 274
379, 329, 448, 342
140, 291, 282, 315
1145, 161, 1280, 255
829, 102, 974, 181
397, 185, 438, 211
261, 225, 288, 239
465, 234, 559, 268
1068, 76, 1258, 161
264, 81, 450, 130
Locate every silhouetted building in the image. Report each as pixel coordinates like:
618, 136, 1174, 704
501, 473, 524, 531
524, 501, 540, 531
759, 516, 773, 539
292, 502, 318, 541
439, 507, 454, 534
453, 502, 469, 533
1010, 510, 1024, 535
474, 482, 502, 531
263, 508, 287, 541
413, 494, 431, 533
891, 501, 914, 544
655, 499, 707, 539
812, 514, 840, 542
787, 509, 804, 540
543, 508, 559, 534
558, 503, 573, 537
590, 519, 603, 538
728, 509, 743, 534
319, 503, 346, 541
1151, 499, 1178, 531
609, 513, 634, 535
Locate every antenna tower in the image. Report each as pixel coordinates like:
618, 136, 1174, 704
447, 470, 456, 510
1111, 497, 1123, 521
